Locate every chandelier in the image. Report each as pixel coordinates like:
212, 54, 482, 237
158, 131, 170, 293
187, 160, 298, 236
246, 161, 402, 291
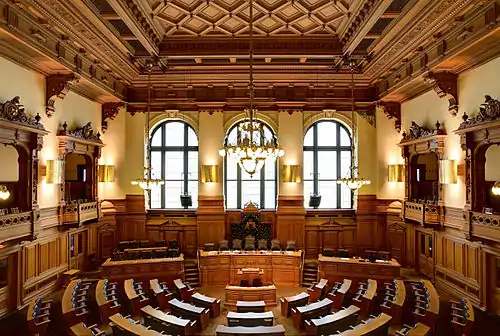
337, 60, 371, 190
218, 0, 284, 177
131, 61, 164, 190
493, 181, 500, 196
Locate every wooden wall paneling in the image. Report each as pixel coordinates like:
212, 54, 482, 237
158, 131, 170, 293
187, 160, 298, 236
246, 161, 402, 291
276, 196, 305, 249
0, 246, 21, 318
415, 228, 435, 279
96, 223, 116, 263
197, 196, 225, 246
356, 195, 379, 253
387, 221, 406, 264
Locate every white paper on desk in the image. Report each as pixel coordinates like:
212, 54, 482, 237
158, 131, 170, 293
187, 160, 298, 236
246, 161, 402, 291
340, 257, 349, 260
375, 259, 385, 263
208, 251, 217, 255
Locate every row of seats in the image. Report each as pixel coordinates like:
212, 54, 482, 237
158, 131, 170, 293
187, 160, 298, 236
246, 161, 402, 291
380, 280, 406, 324
204, 238, 297, 251
96, 279, 120, 323
117, 240, 177, 251
62, 279, 91, 326
450, 298, 474, 336
411, 280, 439, 328
27, 297, 52, 336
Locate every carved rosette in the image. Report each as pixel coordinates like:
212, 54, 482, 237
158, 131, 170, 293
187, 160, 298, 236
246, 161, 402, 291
424, 72, 459, 116
45, 73, 79, 117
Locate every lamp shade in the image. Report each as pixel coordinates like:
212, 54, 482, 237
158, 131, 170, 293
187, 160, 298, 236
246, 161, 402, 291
201, 165, 218, 183
439, 160, 457, 184
46, 160, 63, 184
281, 165, 301, 183
0, 185, 10, 200
98, 165, 116, 182
388, 164, 405, 182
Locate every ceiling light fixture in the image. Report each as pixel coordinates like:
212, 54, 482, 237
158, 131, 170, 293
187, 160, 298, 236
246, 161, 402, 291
218, 0, 284, 177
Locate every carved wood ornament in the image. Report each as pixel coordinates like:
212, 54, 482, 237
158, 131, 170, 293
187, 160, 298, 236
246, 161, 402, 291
424, 72, 459, 116
101, 102, 124, 133
45, 73, 79, 117
379, 101, 401, 132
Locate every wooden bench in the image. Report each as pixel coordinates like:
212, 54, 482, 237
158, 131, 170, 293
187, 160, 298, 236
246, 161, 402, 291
96, 279, 120, 323
450, 298, 474, 336
109, 313, 164, 335
141, 305, 196, 336
352, 279, 377, 318
395, 323, 431, 336
227, 311, 274, 327
236, 300, 266, 313
173, 278, 194, 302
327, 279, 352, 310
307, 278, 328, 303
279, 291, 309, 317
168, 298, 210, 331
192, 292, 221, 317
124, 279, 149, 317
380, 279, 406, 324
305, 304, 360, 336
215, 325, 286, 336
291, 297, 332, 330
149, 279, 173, 311
337, 313, 392, 336
70, 322, 105, 336
27, 297, 52, 336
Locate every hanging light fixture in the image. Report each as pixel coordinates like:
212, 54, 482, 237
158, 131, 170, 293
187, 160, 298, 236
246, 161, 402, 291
0, 185, 10, 200
218, 0, 284, 177
492, 181, 500, 196
131, 61, 165, 190
337, 60, 371, 190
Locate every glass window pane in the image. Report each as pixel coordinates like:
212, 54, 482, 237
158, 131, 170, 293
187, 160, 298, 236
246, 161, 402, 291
317, 122, 337, 146
304, 127, 314, 146
241, 180, 260, 207
318, 151, 337, 180
165, 181, 182, 208
150, 185, 162, 209
226, 159, 238, 180
304, 151, 314, 180
340, 151, 351, 179
151, 128, 162, 146
319, 181, 337, 209
264, 162, 275, 180
188, 127, 198, 146
264, 181, 276, 209
165, 122, 184, 146
165, 152, 184, 180
340, 184, 352, 209
226, 127, 238, 145
241, 166, 260, 180
188, 181, 198, 208
340, 127, 351, 146
188, 152, 198, 180
226, 181, 238, 209
304, 180, 314, 207
150, 151, 162, 179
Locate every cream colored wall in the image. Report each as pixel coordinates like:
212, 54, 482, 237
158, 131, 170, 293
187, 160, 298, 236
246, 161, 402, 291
123, 112, 146, 195
0, 145, 18, 181
278, 112, 303, 196
198, 112, 224, 196
485, 145, 500, 181
357, 114, 378, 195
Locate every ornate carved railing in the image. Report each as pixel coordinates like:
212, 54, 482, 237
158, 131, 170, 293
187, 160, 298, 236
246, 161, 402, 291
0, 211, 35, 242
403, 201, 441, 226
467, 211, 500, 243
61, 201, 98, 226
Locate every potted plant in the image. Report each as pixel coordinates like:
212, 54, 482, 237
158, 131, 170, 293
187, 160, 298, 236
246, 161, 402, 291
309, 193, 322, 209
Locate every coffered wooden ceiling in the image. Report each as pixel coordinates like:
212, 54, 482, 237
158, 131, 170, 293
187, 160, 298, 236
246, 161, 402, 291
0, 0, 498, 114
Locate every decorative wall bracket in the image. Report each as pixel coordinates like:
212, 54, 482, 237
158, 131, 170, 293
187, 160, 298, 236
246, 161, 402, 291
101, 102, 125, 133
45, 73, 79, 117
378, 101, 401, 132
424, 72, 459, 116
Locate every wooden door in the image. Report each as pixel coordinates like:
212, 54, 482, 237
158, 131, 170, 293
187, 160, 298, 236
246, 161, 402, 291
416, 230, 434, 279
70, 231, 87, 271
387, 223, 406, 264
0, 252, 19, 318
487, 253, 500, 314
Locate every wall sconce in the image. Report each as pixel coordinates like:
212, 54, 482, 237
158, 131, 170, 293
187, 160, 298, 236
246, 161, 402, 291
98, 165, 116, 183
492, 181, 500, 196
46, 160, 63, 184
439, 160, 457, 184
201, 165, 218, 183
0, 185, 10, 200
281, 165, 301, 183
388, 164, 405, 182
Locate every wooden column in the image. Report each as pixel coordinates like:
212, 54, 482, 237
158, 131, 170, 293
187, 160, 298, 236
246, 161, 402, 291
356, 195, 381, 254
276, 195, 305, 249
197, 195, 225, 246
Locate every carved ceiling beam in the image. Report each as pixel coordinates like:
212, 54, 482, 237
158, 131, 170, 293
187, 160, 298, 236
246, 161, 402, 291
106, 0, 160, 55
46, 74, 80, 117
378, 101, 401, 132
424, 71, 458, 116
375, 1, 500, 102
101, 102, 125, 132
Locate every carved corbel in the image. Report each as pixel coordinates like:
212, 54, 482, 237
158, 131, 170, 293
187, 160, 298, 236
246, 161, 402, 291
356, 104, 376, 127
424, 71, 458, 116
101, 102, 125, 132
45, 73, 79, 117
378, 101, 401, 132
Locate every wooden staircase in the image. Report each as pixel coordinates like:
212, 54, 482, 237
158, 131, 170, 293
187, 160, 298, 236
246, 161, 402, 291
302, 260, 318, 287
184, 260, 199, 288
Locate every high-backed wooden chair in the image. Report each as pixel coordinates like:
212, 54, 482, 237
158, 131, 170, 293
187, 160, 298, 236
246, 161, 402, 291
271, 239, 281, 251
232, 239, 242, 250
244, 235, 256, 250
258, 239, 268, 250
219, 240, 229, 251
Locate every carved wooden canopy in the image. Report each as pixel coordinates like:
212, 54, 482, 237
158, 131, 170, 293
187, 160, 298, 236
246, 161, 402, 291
398, 121, 447, 158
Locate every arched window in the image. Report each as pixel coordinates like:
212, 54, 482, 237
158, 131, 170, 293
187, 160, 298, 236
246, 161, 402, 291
224, 120, 277, 209
149, 121, 198, 209
303, 120, 353, 209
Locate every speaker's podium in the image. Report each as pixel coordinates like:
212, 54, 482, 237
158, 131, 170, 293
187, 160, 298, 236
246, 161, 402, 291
237, 268, 264, 287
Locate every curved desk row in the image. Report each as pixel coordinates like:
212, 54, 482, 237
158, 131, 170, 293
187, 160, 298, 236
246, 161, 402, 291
280, 291, 309, 317
62, 279, 91, 326
125, 279, 149, 316
380, 279, 406, 324
292, 297, 333, 329
353, 279, 377, 318
412, 280, 439, 328
337, 313, 392, 336
227, 311, 274, 327
96, 279, 120, 323
305, 305, 360, 336
149, 279, 174, 311
27, 297, 52, 336
141, 305, 196, 336
328, 279, 352, 310
168, 298, 210, 331
225, 284, 277, 310
109, 313, 164, 336
215, 325, 286, 336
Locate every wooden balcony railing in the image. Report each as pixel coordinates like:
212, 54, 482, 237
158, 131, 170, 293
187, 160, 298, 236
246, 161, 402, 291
403, 201, 441, 226
61, 201, 99, 226
468, 211, 500, 243
0, 211, 35, 242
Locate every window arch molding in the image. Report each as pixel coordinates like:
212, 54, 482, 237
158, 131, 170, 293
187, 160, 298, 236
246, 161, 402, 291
149, 112, 199, 135
303, 119, 353, 209
223, 113, 278, 134
223, 119, 278, 209
149, 119, 199, 209
303, 113, 353, 136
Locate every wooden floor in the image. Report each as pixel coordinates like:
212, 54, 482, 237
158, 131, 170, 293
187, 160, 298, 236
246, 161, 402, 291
2, 269, 500, 335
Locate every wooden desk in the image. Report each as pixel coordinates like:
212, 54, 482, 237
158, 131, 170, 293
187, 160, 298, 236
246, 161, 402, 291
225, 285, 277, 310
337, 313, 392, 336
27, 298, 52, 336
412, 280, 439, 328
305, 305, 360, 336
353, 279, 377, 318
237, 268, 264, 286
96, 279, 120, 323
318, 255, 401, 287
328, 279, 352, 309
62, 279, 89, 326
308, 278, 328, 303
124, 246, 169, 253
149, 279, 173, 311
101, 255, 184, 283
125, 279, 149, 317
61, 269, 80, 288
192, 292, 221, 317
215, 325, 286, 336
227, 311, 274, 327
395, 323, 431, 336
199, 250, 302, 287
141, 305, 196, 336
380, 279, 405, 324
236, 300, 266, 313
70, 323, 105, 336
291, 297, 332, 330
279, 292, 309, 317
173, 278, 194, 302
168, 298, 210, 331
109, 313, 163, 336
